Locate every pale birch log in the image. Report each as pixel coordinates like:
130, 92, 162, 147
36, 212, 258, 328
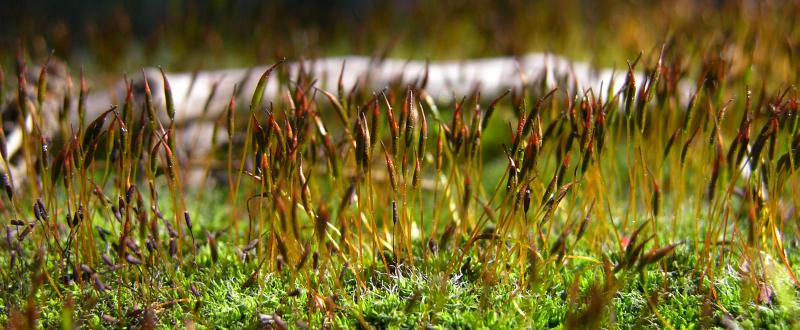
81, 53, 654, 124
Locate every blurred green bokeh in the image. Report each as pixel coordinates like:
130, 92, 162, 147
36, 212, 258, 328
2, 0, 797, 81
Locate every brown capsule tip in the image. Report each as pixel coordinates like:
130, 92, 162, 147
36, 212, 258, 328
125, 254, 143, 265
184, 211, 193, 230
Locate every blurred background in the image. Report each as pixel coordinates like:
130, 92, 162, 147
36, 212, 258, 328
1, 0, 799, 83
